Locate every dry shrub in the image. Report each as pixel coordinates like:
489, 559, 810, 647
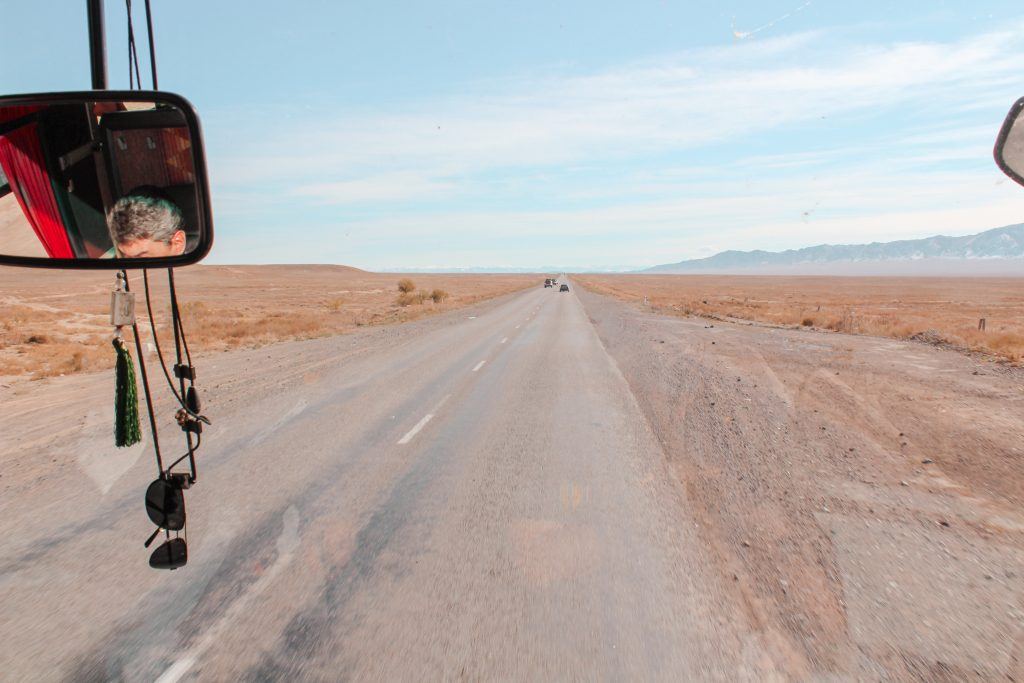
182, 300, 209, 317
802, 318, 814, 327
395, 292, 418, 307
326, 297, 345, 312
430, 289, 449, 303
984, 332, 1024, 362
397, 278, 416, 294
23, 341, 111, 379
0, 304, 64, 325
66, 351, 85, 373
198, 313, 323, 346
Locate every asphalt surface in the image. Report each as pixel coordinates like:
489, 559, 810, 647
0, 283, 770, 681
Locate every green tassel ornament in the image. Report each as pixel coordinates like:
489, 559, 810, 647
113, 337, 142, 447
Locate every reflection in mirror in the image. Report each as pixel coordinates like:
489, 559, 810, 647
0, 99, 201, 260
149, 538, 188, 570
997, 102, 1024, 187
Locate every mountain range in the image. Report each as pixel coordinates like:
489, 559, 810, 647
642, 224, 1024, 275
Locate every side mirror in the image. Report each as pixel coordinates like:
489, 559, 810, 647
0, 90, 212, 269
994, 96, 1024, 188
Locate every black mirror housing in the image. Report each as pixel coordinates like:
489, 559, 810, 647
994, 96, 1024, 188
0, 90, 213, 269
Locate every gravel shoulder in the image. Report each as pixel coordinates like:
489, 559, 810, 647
577, 284, 1024, 680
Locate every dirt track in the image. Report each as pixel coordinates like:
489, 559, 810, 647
579, 285, 1024, 679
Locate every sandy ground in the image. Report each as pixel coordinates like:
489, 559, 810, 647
578, 284, 1024, 679
0, 265, 537, 379
0, 278, 1021, 680
575, 274, 1024, 364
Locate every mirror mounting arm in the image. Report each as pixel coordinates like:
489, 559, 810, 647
87, 0, 107, 90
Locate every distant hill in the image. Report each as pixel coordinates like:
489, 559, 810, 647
643, 224, 1024, 275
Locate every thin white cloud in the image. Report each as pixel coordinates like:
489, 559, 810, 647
292, 172, 458, 204
732, 0, 815, 40
214, 25, 1023, 189
203, 21, 1024, 266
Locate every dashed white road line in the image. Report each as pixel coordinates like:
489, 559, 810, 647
515, 325, 520, 329
398, 414, 433, 444
396, 394, 450, 445
472, 360, 487, 372
500, 337, 508, 344
156, 658, 194, 683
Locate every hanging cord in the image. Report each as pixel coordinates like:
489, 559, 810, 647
144, 0, 159, 89
164, 433, 202, 472
121, 270, 164, 475
141, 269, 206, 420
142, 269, 188, 410
167, 268, 199, 479
125, 0, 143, 90
169, 269, 194, 366
140, 269, 204, 478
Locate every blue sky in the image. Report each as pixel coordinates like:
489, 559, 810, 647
3, 1, 1024, 269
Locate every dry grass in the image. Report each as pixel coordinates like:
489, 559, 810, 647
0, 265, 536, 379
0, 299, 113, 378
575, 274, 1024, 364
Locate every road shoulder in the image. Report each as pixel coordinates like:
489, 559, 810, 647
577, 286, 1024, 680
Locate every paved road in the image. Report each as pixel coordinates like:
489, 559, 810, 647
0, 283, 768, 681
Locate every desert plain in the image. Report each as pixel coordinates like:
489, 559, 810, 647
4, 269, 1022, 383
1, 267, 1023, 679
0, 265, 536, 380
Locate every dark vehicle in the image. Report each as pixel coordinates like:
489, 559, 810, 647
559, 284, 569, 292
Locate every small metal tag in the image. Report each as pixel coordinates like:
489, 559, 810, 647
111, 290, 136, 326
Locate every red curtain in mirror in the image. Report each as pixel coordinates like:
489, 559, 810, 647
0, 106, 74, 258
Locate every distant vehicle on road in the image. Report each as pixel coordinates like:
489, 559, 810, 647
560, 284, 569, 292
544, 279, 553, 287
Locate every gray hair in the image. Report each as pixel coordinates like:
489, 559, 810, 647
107, 193, 183, 245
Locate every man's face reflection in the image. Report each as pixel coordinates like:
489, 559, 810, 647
116, 229, 186, 258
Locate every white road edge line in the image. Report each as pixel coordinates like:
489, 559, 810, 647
472, 360, 487, 372
398, 414, 433, 444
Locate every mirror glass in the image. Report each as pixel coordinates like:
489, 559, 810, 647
149, 538, 188, 570
0, 95, 209, 265
996, 98, 1024, 187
